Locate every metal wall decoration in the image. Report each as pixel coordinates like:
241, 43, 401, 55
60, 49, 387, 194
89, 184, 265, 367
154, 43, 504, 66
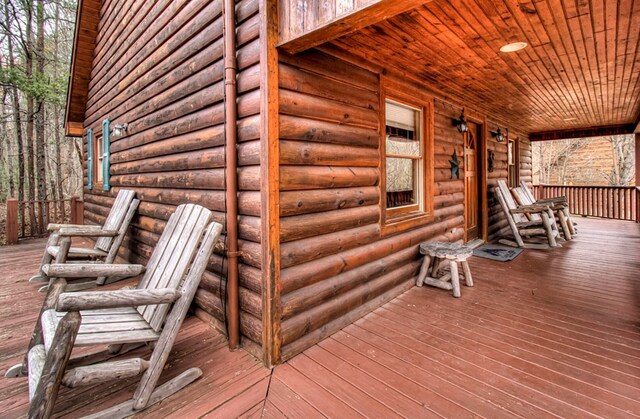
488, 150, 495, 172
449, 150, 460, 179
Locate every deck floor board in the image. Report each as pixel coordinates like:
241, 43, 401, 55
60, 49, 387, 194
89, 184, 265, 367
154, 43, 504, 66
0, 217, 638, 418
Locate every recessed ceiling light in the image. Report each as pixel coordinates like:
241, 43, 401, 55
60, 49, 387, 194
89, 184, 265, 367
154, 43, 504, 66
563, 117, 577, 121
500, 42, 528, 53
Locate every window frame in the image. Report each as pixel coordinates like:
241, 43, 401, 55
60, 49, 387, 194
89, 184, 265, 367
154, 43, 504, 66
507, 136, 519, 188
92, 132, 104, 189
380, 77, 435, 236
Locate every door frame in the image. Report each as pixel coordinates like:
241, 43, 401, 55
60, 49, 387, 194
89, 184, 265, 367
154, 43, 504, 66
463, 116, 488, 243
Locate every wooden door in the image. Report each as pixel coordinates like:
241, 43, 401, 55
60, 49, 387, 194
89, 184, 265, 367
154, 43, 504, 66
464, 122, 480, 241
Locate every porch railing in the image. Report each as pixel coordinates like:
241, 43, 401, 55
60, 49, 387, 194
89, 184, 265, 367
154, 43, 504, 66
5, 197, 84, 245
532, 185, 639, 222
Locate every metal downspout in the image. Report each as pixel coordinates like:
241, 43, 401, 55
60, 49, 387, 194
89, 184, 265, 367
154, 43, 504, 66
224, 0, 239, 350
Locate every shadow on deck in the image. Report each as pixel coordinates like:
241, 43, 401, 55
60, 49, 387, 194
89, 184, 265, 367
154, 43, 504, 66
1, 217, 639, 417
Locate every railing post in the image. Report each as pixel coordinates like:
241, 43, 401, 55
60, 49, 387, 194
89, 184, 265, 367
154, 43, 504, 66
636, 187, 639, 223
6, 199, 19, 245
70, 197, 84, 225
539, 184, 545, 200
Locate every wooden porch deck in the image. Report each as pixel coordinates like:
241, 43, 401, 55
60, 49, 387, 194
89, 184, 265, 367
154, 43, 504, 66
0, 240, 270, 418
1, 217, 639, 418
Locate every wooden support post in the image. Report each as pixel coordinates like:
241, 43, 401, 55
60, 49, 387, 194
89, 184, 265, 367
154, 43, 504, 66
70, 197, 84, 225
635, 133, 639, 222
6, 198, 18, 245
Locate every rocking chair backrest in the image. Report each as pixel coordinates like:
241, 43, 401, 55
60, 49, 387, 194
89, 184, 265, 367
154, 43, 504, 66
519, 181, 537, 204
94, 189, 137, 253
512, 187, 542, 221
496, 180, 527, 223
136, 204, 214, 331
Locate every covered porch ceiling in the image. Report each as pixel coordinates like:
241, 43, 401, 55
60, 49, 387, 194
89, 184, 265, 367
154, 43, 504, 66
282, 0, 640, 138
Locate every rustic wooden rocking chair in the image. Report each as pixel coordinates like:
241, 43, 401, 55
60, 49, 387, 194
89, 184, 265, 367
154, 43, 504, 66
511, 185, 573, 240
30, 189, 140, 292
7, 204, 222, 419
495, 180, 560, 249
519, 180, 577, 236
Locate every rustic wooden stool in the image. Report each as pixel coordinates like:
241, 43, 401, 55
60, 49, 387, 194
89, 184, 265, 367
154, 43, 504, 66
416, 242, 474, 298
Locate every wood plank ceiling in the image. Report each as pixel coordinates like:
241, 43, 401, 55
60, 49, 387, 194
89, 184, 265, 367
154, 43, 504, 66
65, 0, 101, 136
329, 0, 640, 135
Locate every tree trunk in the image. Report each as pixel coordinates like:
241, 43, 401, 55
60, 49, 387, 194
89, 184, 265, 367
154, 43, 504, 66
35, 0, 47, 227
1, 88, 15, 199
25, 0, 36, 231
53, 2, 64, 203
4, 0, 25, 202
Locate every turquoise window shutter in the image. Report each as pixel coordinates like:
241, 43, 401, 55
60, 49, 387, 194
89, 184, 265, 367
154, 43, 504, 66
102, 119, 111, 191
87, 128, 93, 190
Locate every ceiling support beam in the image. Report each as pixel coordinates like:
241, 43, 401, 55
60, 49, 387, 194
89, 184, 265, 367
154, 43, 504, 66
278, 0, 431, 54
530, 124, 636, 142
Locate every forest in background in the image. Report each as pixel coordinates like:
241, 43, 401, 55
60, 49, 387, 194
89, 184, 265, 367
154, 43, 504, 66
0, 0, 82, 212
532, 134, 636, 187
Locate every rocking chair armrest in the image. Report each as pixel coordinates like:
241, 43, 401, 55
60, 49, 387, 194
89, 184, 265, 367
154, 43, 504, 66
42, 263, 145, 279
537, 197, 567, 204
510, 204, 550, 214
56, 288, 182, 312
48, 223, 101, 232
58, 226, 119, 237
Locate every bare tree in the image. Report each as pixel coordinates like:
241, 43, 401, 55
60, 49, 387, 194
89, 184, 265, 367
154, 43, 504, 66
603, 135, 635, 186
533, 139, 586, 185
4, 0, 25, 202
35, 0, 46, 212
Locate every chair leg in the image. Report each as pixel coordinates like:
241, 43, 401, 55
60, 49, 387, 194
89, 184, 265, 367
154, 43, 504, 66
556, 209, 572, 240
541, 212, 558, 247
432, 257, 441, 276
462, 261, 474, 287
547, 208, 559, 232
28, 311, 80, 419
29, 233, 59, 283
450, 260, 461, 298
564, 207, 577, 235
416, 255, 431, 287
6, 278, 68, 379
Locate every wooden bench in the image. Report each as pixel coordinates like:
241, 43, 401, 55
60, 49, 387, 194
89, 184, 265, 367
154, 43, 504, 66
416, 242, 474, 298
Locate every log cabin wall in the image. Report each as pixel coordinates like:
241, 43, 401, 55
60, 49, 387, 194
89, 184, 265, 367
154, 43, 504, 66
276, 48, 532, 361
79, 0, 264, 359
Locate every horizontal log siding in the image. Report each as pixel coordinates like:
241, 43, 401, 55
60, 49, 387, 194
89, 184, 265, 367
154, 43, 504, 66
276, 51, 432, 360
81, 0, 263, 355
276, 50, 532, 361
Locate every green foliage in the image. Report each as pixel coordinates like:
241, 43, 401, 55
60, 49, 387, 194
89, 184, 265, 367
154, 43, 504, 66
0, 67, 68, 106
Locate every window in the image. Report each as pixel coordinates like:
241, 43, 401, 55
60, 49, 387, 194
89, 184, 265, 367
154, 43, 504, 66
95, 134, 104, 185
385, 100, 423, 215
507, 137, 519, 188
87, 128, 94, 189
380, 79, 434, 234
86, 119, 111, 191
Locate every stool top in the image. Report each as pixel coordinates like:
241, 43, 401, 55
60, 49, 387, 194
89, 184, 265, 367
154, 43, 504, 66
419, 241, 473, 260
